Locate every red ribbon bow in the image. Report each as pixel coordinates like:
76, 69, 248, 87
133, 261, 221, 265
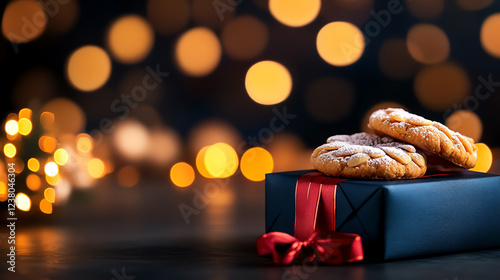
257, 172, 364, 264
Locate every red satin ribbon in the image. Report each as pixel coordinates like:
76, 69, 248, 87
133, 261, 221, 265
257, 172, 364, 264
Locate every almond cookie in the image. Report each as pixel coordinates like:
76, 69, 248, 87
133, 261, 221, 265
311, 133, 427, 179
369, 108, 477, 169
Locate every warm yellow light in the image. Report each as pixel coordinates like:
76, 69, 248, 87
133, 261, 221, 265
45, 173, 61, 186
54, 149, 69, 166
88, 158, 106, 179
240, 147, 274, 181
39, 199, 53, 214
66, 45, 112, 91
170, 162, 195, 187
76, 133, 94, 153
3, 143, 16, 158
27, 158, 40, 172
41, 98, 86, 135
196, 146, 214, 178
407, 24, 450, 64
481, 13, 500, 58
44, 162, 59, 177
117, 165, 140, 187
5, 120, 18, 135
175, 27, 221, 77
17, 118, 32, 136
26, 174, 41, 191
2, 1, 47, 43
204, 143, 239, 178
317, 22, 365, 67
245, 60, 292, 105
40, 112, 55, 129
445, 110, 483, 142
113, 121, 150, 161
107, 15, 154, 64
44, 187, 56, 203
470, 143, 493, 173
19, 108, 32, 119
0, 182, 7, 202
39, 135, 58, 153
15, 193, 31, 211
269, 0, 321, 27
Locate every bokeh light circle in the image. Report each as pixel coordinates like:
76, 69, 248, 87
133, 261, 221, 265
88, 158, 105, 179
40, 199, 53, 214
42, 98, 86, 135
204, 143, 239, 178
113, 120, 150, 161
170, 162, 195, 187
317, 22, 365, 67
407, 24, 450, 64
107, 15, 154, 64
26, 174, 41, 191
27, 158, 40, 172
445, 110, 483, 142
147, 0, 190, 35
5, 120, 18, 136
481, 14, 500, 59
3, 143, 16, 158
2, 0, 47, 43
117, 165, 140, 187
221, 15, 269, 61
175, 27, 222, 77
15, 193, 31, 211
470, 143, 492, 173
305, 77, 355, 122
240, 147, 274, 181
45, 162, 59, 177
269, 0, 321, 27
245, 61, 292, 105
66, 45, 112, 91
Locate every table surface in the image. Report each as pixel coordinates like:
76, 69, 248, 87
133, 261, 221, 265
2, 176, 500, 280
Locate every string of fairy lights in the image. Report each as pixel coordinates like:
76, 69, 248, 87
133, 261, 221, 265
1, 0, 498, 214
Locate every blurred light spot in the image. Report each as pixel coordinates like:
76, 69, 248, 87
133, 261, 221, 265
13, 68, 55, 108
221, 15, 269, 61
240, 147, 273, 181
147, 128, 181, 166
481, 14, 500, 59
196, 146, 214, 178
5, 120, 18, 135
66, 45, 112, 91
470, 143, 493, 173
175, 27, 221, 77
27, 158, 40, 172
406, 0, 444, 19
361, 102, 406, 133
42, 98, 86, 135
305, 77, 355, 122
107, 15, 154, 64
269, 0, 321, 27
147, 0, 190, 35
407, 24, 449, 64
103, 159, 115, 174
268, 134, 305, 172
18, 118, 32, 136
1, 0, 47, 43
192, 0, 234, 29
39, 198, 53, 214
245, 60, 292, 105
55, 179, 72, 204
40, 111, 55, 130
3, 143, 16, 158
457, 0, 493, 11
113, 120, 150, 161
54, 149, 69, 166
39, 135, 57, 153
0, 182, 7, 202
170, 162, 195, 187
117, 165, 140, 187
45, 162, 58, 177
379, 38, 420, 80
87, 158, 105, 179
320, 0, 374, 26
26, 174, 41, 191
12, 158, 24, 174
19, 108, 32, 119
46, 173, 61, 186
44, 0, 79, 35
204, 143, 238, 178
44, 187, 56, 203
414, 63, 470, 111
76, 133, 94, 153
188, 119, 242, 154
445, 110, 483, 142
15, 193, 31, 211
317, 22, 364, 67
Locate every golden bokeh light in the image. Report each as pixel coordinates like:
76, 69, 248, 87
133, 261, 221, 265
66, 45, 112, 91
175, 27, 222, 77
317, 21, 365, 67
407, 24, 450, 64
19, 108, 32, 119
107, 15, 154, 64
45, 173, 61, 186
40, 111, 55, 130
117, 165, 140, 187
1, 0, 47, 43
305, 77, 355, 122
44, 187, 56, 203
245, 61, 292, 105
221, 15, 269, 61
480, 13, 500, 59
39, 198, 53, 214
414, 63, 470, 111
147, 0, 190, 35
18, 118, 32, 136
39, 135, 58, 153
406, 0, 444, 19
0, 182, 7, 202
470, 143, 493, 173
12, 158, 24, 174
361, 102, 406, 133
27, 158, 40, 172
445, 110, 483, 142
54, 148, 69, 166
170, 162, 195, 187
45, 162, 59, 177
26, 174, 41, 191
240, 147, 274, 182
147, 128, 181, 166
42, 98, 86, 135
192, 0, 234, 29
379, 38, 420, 80
76, 133, 94, 153
269, 0, 321, 27
188, 119, 242, 154
457, 0, 493, 11
204, 143, 239, 178
5, 120, 18, 135
88, 158, 105, 179
15, 193, 31, 211
196, 146, 214, 178
3, 143, 16, 158
113, 120, 150, 161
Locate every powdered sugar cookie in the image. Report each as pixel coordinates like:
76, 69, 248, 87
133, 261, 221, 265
369, 108, 477, 169
311, 133, 427, 179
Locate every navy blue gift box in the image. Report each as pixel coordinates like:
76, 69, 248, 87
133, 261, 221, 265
265, 170, 500, 260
